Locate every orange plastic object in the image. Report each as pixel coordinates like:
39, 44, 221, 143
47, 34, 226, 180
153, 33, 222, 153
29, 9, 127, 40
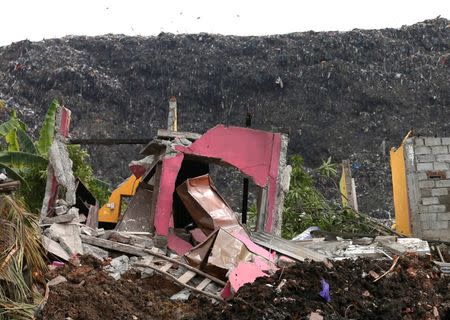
98, 175, 141, 223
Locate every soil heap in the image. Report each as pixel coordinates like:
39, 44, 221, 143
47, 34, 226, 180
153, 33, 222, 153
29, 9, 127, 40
40, 255, 449, 320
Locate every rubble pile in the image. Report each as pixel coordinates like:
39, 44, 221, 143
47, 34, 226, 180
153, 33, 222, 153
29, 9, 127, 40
39, 256, 211, 320
1, 18, 449, 216
219, 254, 450, 320
39, 253, 449, 320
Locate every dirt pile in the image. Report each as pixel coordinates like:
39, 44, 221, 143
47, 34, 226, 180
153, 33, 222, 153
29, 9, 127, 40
220, 255, 450, 320
39, 256, 212, 320
0, 18, 449, 216
40, 254, 449, 320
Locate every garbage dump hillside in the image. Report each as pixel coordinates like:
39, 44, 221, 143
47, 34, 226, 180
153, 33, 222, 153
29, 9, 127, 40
0, 18, 449, 217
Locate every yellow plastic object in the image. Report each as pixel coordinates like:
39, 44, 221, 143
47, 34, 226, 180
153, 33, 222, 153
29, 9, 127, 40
98, 175, 141, 223
340, 168, 348, 208
390, 133, 412, 236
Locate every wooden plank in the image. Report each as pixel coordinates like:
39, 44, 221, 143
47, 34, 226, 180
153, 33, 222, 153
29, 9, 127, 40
142, 248, 226, 286
157, 129, 201, 141
133, 261, 224, 301
69, 138, 150, 145
195, 278, 211, 290
140, 139, 167, 156
0, 180, 20, 192
178, 271, 196, 284
80, 235, 147, 256
160, 262, 173, 272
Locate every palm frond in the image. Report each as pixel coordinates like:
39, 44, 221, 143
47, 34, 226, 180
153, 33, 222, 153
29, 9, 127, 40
0, 195, 47, 319
0, 152, 48, 169
16, 128, 38, 155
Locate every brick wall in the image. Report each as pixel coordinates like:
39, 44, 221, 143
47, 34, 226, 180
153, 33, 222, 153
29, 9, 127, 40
411, 137, 450, 240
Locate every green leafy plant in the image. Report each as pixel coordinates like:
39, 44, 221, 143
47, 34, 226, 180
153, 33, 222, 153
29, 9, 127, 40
282, 155, 392, 239
67, 145, 110, 205
316, 156, 338, 177
0, 100, 110, 211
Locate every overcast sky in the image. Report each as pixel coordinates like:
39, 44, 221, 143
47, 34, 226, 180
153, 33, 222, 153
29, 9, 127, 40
1, 0, 449, 46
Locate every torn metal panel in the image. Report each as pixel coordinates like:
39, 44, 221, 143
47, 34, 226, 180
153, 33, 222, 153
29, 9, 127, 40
251, 231, 327, 262
86, 202, 99, 229
190, 228, 207, 244
115, 183, 154, 233
167, 233, 193, 255
185, 227, 276, 280
184, 229, 217, 269
176, 174, 239, 235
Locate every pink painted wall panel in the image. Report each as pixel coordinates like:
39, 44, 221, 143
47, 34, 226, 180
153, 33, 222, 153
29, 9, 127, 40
177, 125, 279, 187
167, 233, 193, 255
154, 153, 184, 236
265, 133, 282, 232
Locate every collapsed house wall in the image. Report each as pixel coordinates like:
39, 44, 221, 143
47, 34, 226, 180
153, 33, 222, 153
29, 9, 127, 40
393, 136, 450, 241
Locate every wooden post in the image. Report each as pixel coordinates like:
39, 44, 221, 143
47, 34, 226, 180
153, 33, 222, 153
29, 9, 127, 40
339, 159, 358, 212
168, 96, 177, 132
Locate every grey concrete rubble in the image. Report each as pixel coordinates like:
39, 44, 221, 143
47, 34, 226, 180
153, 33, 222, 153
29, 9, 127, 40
299, 236, 431, 260
42, 235, 70, 261
47, 275, 67, 287
41, 211, 78, 224
129, 235, 154, 248
82, 243, 109, 261
80, 226, 105, 237
379, 237, 430, 256
104, 255, 131, 280
47, 223, 83, 255
54, 205, 68, 216
170, 288, 191, 301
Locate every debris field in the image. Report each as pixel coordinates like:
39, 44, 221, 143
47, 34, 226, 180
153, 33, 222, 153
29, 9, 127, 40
39, 254, 449, 320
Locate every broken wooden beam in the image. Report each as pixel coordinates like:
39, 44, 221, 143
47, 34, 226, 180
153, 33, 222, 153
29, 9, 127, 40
69, 138, 150, 145
143, 248, 226, 286
156, 129, 201, 141
80, 235, 147, 256
0, 180, 20, 192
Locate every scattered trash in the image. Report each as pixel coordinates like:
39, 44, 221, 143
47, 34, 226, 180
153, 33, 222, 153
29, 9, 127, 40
292, 226, 320, 241
319, 279, 331, 302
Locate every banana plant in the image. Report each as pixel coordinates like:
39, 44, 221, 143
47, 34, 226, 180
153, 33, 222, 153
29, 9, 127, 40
0, 99, 59, 188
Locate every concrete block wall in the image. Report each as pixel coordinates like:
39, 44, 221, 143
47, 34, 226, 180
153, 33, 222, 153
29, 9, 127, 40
411, 137, 450, 240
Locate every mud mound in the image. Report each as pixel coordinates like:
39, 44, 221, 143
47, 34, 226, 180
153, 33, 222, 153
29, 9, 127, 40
40, 256, 212, 320
0, 18, 449, 215
221, 255, 450, 319
40, 254, 449, 320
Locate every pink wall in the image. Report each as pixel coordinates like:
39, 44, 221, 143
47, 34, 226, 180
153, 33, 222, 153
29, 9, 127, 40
154, 125, 282, 237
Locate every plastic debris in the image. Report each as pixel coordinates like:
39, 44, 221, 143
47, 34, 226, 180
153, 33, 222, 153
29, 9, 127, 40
319, 279, 331, 302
